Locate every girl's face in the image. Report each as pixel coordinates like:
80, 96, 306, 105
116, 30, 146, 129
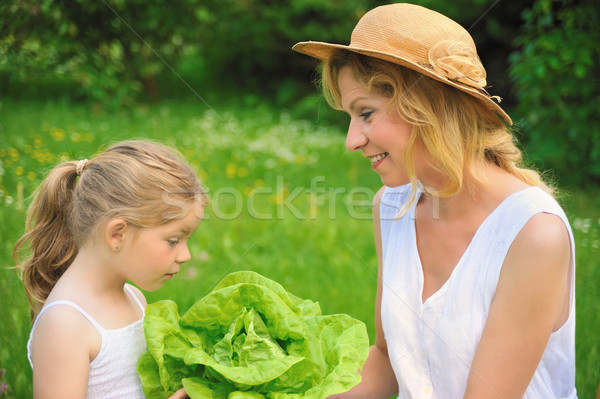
338, 67, 425, 188
119, 205, 204, 291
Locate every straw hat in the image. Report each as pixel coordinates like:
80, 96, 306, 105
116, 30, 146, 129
292, 3, 512, 125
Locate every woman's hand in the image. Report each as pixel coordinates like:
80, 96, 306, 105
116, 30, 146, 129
167, 387, 188, 399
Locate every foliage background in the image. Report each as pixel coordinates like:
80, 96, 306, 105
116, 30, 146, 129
2, 0, 598, 186
1, 0, 599, 398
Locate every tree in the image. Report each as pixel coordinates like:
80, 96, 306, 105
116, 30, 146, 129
509, 0, 600, 186
1, 0, 201, 106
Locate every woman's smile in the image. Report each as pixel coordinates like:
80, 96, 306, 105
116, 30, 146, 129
368, 152, 389, 168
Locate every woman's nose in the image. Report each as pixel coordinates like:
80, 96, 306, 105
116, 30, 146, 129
345, 120, 368, 151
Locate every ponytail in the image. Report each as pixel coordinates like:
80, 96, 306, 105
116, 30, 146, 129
13, 162, 79, 320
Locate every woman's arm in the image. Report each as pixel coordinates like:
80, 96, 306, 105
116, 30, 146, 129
330, 187, 398, 399
464, 212, 572, 398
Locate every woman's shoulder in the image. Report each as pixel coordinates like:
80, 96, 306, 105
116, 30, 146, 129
499, 185, 572, 294
516, 210, 571, 250
503, 185, 567, 223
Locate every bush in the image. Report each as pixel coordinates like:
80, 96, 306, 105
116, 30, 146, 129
0, 0, 201, 107
509, 0, 600, 187
2, 0, 530, 110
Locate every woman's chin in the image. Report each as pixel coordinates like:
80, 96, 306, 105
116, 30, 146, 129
379, 175, 409, 188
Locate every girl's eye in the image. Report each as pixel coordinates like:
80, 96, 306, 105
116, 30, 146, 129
359, 110, 374, 120
167, 239, 180, 246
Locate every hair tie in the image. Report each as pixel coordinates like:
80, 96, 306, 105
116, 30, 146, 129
76, 159, 88, 176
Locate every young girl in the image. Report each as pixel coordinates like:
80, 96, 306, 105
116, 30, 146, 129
294, 3, 576, 399
14, 140, 208, 398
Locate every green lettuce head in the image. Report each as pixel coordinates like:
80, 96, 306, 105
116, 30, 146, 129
137, 271, 369, 399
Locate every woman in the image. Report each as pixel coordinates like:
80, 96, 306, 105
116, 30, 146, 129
293, 3, 576, 398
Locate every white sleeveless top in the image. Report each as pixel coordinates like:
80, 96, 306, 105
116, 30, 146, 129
379, 185, 577, 399
28, 284, 147, 399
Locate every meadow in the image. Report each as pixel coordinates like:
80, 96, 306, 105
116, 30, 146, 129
0, 98, 598, 398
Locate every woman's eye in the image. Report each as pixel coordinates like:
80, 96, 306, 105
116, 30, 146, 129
359, 110, 374, 120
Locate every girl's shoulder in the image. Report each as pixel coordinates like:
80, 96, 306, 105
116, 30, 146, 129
30, 299, 102, 367
32, 301, 100, 341
125, 283, 147, 308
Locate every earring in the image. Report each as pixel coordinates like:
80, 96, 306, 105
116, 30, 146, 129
115, 244, 120, 250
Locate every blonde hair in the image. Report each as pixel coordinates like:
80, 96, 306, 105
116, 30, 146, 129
321, 50, 553, 208
13, 140, 209, 320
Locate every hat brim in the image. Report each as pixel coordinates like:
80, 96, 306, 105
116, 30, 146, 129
293, 41, 512, 125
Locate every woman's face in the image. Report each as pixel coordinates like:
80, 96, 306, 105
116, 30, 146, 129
338, 67, 422, 188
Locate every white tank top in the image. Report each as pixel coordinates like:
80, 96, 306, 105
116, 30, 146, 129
379, 185, 577, 398
27, 284, 147, 399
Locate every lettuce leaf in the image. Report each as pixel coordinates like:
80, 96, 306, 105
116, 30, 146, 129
137, 271, 369, 399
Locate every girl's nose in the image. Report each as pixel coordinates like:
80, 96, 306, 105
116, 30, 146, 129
177, 244, 191, 264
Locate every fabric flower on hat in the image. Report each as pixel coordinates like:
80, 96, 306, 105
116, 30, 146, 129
428, 40, 487, 89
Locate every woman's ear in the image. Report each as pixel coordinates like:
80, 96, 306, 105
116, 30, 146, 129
104, 218, 128, 251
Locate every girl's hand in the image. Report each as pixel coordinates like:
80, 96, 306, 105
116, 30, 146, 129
168, 387, 188, 399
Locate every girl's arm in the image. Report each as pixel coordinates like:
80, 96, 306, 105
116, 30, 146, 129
329, 187, 398, 399
32, 303, 186, 399
464, 213, 572, 398
31, 307, 99, 398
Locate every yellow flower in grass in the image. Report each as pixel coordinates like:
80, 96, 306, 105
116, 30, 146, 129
31, 150, 41, 163
225, 163, 237, 179
69, 131, 82, 143
15, 166, 24, 176
85, 132, 95, 141
237, 167, 248, 178
184, 148, 195, 160
8, 148, 18, 162
274, 186, 289, 205
50, 127, 66, 141
295, 154, 307, 164
27, 171, 36, 181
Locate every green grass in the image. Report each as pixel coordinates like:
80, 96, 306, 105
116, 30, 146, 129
0, 98, 598, 398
